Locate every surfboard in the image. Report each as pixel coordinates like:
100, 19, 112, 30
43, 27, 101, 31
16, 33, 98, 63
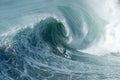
64, 53, 71, 59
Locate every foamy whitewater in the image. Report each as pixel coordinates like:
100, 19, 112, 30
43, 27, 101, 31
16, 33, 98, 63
0, 0, 120, 80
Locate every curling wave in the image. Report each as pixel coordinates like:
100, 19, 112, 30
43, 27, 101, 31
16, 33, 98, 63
1, 0, 120, 80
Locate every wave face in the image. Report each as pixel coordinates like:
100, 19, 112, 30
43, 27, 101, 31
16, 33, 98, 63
1, 0, 120, 80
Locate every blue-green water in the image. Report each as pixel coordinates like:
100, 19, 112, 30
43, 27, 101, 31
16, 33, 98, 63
1, 0, 120, 80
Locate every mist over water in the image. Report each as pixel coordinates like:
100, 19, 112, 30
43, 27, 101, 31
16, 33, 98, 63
0, 0, 120, 80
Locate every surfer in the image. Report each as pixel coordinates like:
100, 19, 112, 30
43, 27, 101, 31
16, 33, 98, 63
63, 48, 71, 59
63, 48, 67, 54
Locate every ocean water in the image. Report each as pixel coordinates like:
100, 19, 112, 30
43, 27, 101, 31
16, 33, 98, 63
1, 0, 120, 80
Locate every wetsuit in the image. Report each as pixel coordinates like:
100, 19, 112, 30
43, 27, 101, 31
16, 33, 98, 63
63, 48, 66, 54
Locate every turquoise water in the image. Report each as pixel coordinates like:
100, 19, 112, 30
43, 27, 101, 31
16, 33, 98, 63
0, 0, 120, 80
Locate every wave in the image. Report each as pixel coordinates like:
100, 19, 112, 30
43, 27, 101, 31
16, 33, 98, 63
40, 18, 68, 48
1, 0, 120, 80
0, 16, 120, 79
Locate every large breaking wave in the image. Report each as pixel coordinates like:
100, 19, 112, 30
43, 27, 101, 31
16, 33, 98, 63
1, 0, 120, 80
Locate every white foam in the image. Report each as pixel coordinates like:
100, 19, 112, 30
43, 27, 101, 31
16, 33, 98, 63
80, 0, 120, 56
